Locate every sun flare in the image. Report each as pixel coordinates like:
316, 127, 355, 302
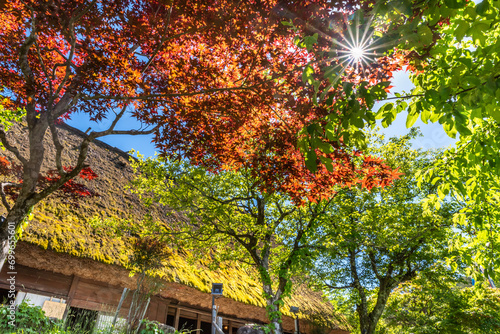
324, 12, 389, 79
349, 46, 366, 61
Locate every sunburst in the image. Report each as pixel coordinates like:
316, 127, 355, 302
335, 13, 380, 73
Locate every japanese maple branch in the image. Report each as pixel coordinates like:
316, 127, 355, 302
32, 105, 157, 203
18, 8, 37, 103
72, 0, 97, 23
0, 129, 28, 166
34, 41, 53, 97
48, 123, 65, 175
48, 2, 97, 112
51, 16, 78, 104
142, 6, 173, 74
0, 182, 21, 212
84, 84, 262, 101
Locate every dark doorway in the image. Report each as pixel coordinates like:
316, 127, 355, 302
0, 288, 14, 304
65, 307, 98, 333
179, 316, 197, 331
200, 320, 211, 334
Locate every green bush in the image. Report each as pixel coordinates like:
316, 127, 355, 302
139, 319, 164, 334
0, 300, 66, 333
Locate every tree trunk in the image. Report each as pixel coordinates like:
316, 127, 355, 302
0, 119, 48, 272
263, 282, 283, 334
357, 285, 392, 334
0, 201, 34, 271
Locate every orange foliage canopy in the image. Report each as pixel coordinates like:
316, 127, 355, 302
0, 0, 401, 205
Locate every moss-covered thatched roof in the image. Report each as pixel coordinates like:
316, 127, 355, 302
1, 123, 350, 331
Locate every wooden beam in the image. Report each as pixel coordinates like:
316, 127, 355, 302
175, 305, 249, 324
174, 306, 181, 329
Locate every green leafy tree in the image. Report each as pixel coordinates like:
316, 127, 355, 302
298, 0, 500, 277
380, 265, 500, 334
379, 0, 500, 280
129, 154, 342, 334
311, 132, 456, 334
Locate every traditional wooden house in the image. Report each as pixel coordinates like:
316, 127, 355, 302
0, 123, 350, 334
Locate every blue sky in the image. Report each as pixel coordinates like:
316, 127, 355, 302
374, 70, 456, 150
67, 71, 456, 157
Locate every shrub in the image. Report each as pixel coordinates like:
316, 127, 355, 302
0, 300, 62, 333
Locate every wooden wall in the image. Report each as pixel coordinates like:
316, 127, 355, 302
0, 264, 246, 331
0, 264, 349, 334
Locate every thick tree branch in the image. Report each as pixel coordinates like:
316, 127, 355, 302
34, 41, 53, 97
49, 123, 65, 175
0, 130, 28, 166
368, 251, 382, 280
51, 19, 78, 103
324, 282, 354, 290
18, 9, 37, 93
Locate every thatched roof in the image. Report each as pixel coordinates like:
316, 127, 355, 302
0, 122, 350, 332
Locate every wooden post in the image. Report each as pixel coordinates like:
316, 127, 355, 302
62, 275, 80, 321
197, 312, 202, 331
134, 297, 151, 334
174, 307, 181, 329
110, 288, 129, 332
228, 320, 233, 334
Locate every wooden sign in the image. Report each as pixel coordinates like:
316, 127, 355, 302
42, 297, 66, 319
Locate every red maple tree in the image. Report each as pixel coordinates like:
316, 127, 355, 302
0, 0, 402, 269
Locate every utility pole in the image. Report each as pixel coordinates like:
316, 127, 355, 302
290, 306, 299, 334
211, 283, 223, 334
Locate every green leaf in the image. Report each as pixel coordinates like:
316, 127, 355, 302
302, 64, 314, 84
325, 122, 337, 141
305, 150, 317, 173
317, 141, 334, 154
476, 0, 490, 15
489, 109, 500, 123
470, 23, 490, 46
343, 82, 354, 97
352, 117, 364, 129
303, 33, 318, 52
421, 108, 431, 124
376, 102, 394, 119
323, 157, 334, 172
455, 21, 469, 42
406, 104, 419, 128
444, 0, 467, 9
484, 77, 498, 96
417, 25, 433, 46
443, 120, 457, 138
